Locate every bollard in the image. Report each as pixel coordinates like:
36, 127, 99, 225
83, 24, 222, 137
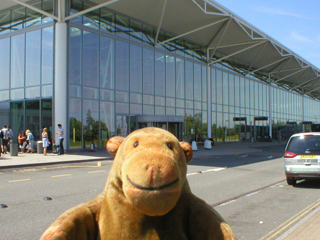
10, 143, 19, 156
191, 141, 198, 151
204, 140, 212, 150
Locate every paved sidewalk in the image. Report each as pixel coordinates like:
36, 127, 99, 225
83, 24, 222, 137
0, 141, 282, 169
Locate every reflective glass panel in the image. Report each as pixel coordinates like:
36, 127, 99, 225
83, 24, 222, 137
83, 31, 99, 87
166, 55, 175, 97
130, 45, 142, 93
155, 52, 165, 96
83, 100, 99, 148
42, 27, 54, 85
116, 41, 129, 91
69, 98, 82, 148
0, 38, 10, 90
176, 58, 184, 99
11, 34, 25, 88
100, 36, 114, 89
143, 48, 154, 94
185, 61, 193, 100
26, 29, 41, 86
100, 101, 115, 145
70, 27, 82, 85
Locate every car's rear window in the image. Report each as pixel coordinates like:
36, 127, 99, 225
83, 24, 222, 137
287, 135, 320, 155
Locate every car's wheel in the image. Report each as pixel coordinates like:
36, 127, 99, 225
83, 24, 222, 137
286, 177, 297, 185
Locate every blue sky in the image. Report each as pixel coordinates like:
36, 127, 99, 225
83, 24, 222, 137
214, 0, 320, 69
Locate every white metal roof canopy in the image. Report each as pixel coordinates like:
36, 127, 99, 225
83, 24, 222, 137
2, 0, 320, 99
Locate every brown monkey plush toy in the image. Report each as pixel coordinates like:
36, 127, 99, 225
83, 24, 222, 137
40, 127, 237, 240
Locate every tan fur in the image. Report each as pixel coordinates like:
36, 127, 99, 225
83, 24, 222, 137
40, 127, 237, 240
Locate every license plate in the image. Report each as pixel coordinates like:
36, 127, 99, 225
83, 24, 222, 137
297, 159, 318, 164
301, 155, 316, 158
291, 168, 318, 172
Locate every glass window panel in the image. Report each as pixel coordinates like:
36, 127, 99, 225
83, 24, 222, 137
176, 108, 184, 116
130, 93, 142, 104
130, 20, 143, 43
70, 2, 83, 24
176, 99, 184, 108
100, 101, 115, 144
194, 63, 201, 101
130, 104, 142, 114
143, 48, 154, 94
26, 29, 41, 86
143, 105, 154, 115
211, 68, 216, 104
166, 98, 175, 107
202, 65, 207, 101
11, 34, 25, 88
42, 85, 52, 98
100, 89, 114, 101
70, 27, 82, 85
69, 98, 82, 148
83, 100, 99, 147
83, 3, 99, 30
0, 90, 9, 101
223, 72, 228, 105
70, 85, 81, 98
216, 70, 222, 104
155, 52, 165, 96
12, 7, 25, 31
116, 103, 129, 114
142, 25, 154, 45
26, 1, 42, 28
229, 74, 234, 106
166, 107, 175, 115
155, 106, 165, 115
83, 87, 99, 100
100, 9, 115, 33
155, 96, 165, 106
194, 101, 201, 110
26, 100, 40, 139
234, 76, 239, 107
116, 91, 129, 102
0, 38, 10, 90
176, 57, 184, 99
0, 11, 11, 35
115, 14, 129, 39
166, 55, 175, 97
130, 45, 142, 93
11, 89, 24, 100
42, 27, 54, 85
143, 95, 154, 105
83, 31, 99, 87
26, 87, 40, 99
245, 79, 250, 108
186, 100, 193, 109
185, 61, 193, 100
116, 41, 129, 91
202, 102, 207, 110
100, 36, 114, 89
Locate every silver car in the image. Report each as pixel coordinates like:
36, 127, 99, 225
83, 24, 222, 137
284, 132, 320, 185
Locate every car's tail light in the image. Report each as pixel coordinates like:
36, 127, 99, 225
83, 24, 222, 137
284, 151, 297, 158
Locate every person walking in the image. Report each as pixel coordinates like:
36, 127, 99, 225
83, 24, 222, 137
56, 124, 64, 155
42, 127, 50, 155
7, 125, 13, 153
18, 131, 27, 153
26, 129, 34, 153
1, 125, 9, 154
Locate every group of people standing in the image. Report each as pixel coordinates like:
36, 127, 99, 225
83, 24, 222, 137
0, 123, 64, 156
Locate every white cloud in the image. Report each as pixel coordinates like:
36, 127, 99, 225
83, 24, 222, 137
290, 31, 312, 43
253, 6, 305, 19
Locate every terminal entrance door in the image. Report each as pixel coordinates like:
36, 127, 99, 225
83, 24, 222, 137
136, 115, 184, 140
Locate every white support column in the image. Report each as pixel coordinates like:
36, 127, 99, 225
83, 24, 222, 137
54, 21, 68, 150
268, 75, 273, 138
207, 50, 212, 138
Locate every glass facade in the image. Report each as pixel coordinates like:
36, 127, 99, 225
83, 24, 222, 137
0, 0, 320, 151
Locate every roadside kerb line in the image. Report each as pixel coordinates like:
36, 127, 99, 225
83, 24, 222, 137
259, 198, 320, 240
8, 179, 31, 183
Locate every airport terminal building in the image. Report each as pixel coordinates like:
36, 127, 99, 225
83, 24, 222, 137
1, 0, 320, 151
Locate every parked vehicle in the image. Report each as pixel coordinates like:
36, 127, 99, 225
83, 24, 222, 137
284, 132, 320, 185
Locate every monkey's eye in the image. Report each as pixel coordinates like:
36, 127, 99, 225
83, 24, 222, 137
167, 143, 173, 150
133, 141, 139, 147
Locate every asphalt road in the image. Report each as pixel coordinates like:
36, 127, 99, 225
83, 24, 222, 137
1, 145, 320, 240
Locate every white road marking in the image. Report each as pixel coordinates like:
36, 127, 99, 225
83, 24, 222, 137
187, 167, 225, 176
